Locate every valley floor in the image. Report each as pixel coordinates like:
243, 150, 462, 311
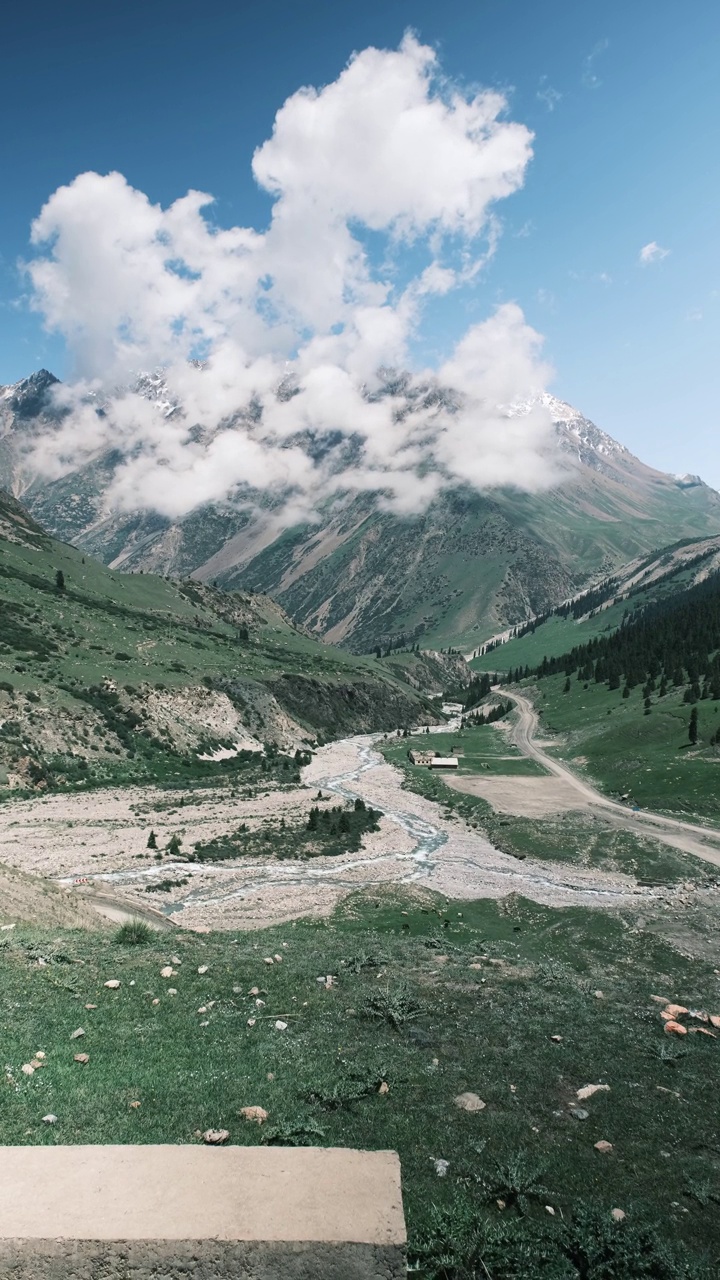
0, 729, 693, 933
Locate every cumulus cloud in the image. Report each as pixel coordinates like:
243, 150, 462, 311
24, 33, 557, 524
639, 241, 670, 266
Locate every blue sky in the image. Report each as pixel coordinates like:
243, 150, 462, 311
1, 0, 718, 486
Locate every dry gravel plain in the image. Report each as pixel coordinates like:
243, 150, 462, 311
0, 734, 668, 931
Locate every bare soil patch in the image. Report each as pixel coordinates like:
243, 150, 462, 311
445, 773, 589, 818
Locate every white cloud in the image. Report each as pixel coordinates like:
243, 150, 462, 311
23, 34, 557, 523
536, 77, 562, 112
582, 38, 609, 89
639, 241, 670, 265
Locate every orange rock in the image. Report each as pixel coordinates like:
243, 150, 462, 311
663, 1021, 687, 1036
660, 1011, 673, 1020
663, 1004, 688, 1019
239, 1106, 268, 1125
689, 1027, 716, 1037
710, 1015, 720, 1029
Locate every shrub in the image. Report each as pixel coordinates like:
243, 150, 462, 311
115, 919, 153, 945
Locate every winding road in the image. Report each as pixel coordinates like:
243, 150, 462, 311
502, 688, 720, 868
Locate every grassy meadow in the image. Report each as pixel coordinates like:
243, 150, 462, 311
2, 891, 719, 1277
530, 676, 720, 825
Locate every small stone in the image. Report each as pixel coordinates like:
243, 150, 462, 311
21, 1063, 35, 1076
152, 998, 160, 1006
84, 1004, 97, 1010
167, 988, 177, 996
247, 1018, 256, 1027
199, 1020, 209, 1027
577, 1084, 610, 1101
594, 990, 605, 999
496, 1199, 506, 1210
197, 965, 209, 975
239, 1106, 268, 1124
129, 1101, 141, 1109
74, 1053, 89, 1065
273, 954, 282, 963
550, 1035, 562, 1042
267, 1073, 275, 1081
430, 1158, 449, 1177
264, 958, 274, 965
104, 980, 121, 989
42, 1114, 57, 1124
545, 1206, 555, 1216
378, 1081, 389, 1095
197, 1006, 207, 1014
275, 1020, 288, 1031
202, 1129, 229, 1145
570, 1108, 589, 1121
611, 1208, 626, 1222
34, 1051, 45, 1060
255, 998, 265, 1008
70, 1028, 85, 1040
171, 956, 181, 965
594, 1140, 613, 1154
454, 1092, 486, 1113
160, 966, 175, 978
249, 987, 260, 995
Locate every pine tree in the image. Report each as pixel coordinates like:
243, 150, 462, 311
147, 830, 157, 850
689, 707, 699, 745
55, 569, 65, 593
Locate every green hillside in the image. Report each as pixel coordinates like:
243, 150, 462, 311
0, 492, 435, 795
515, 567, 720, 823
470, 548, 715, 676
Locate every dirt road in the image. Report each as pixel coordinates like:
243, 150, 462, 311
502, 689, 720, 867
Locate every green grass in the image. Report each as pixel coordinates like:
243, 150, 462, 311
191, 800, 382, 862
2, 892, 720, 1276
382, 724, 546, 778
530, 675, 720, 824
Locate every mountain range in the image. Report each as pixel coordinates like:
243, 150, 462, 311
3, 368, 720, 652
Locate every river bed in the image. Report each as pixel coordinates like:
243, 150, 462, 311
0, 732, 658, 930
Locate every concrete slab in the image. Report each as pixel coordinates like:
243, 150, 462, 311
0, 1144, 406, 1279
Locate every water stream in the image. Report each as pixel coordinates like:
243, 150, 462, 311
60, 731, 660, 918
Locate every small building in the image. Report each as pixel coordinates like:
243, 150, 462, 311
429, 756, 459, 769
408, 750, 436, 765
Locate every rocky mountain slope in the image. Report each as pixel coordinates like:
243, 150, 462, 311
0, 490, 438, 794
3, 371, 720, 653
